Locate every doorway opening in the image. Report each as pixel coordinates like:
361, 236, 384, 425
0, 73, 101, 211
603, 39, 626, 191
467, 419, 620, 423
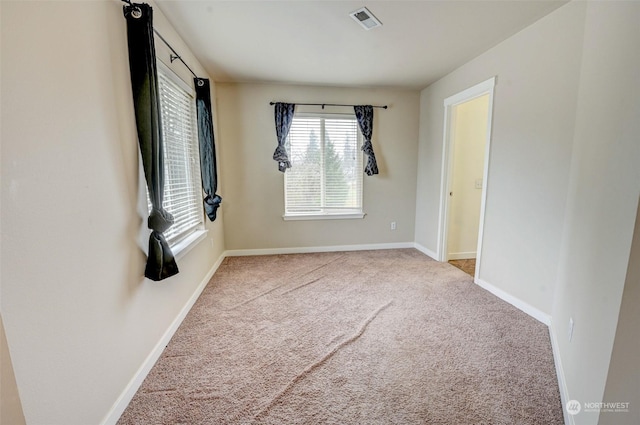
437, 77, 495, 281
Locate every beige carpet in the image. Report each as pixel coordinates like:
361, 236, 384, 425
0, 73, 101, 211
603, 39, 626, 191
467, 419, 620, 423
118, 249, 563, 424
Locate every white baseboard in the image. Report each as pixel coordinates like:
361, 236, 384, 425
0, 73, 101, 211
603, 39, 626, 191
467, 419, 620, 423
474, 278, 551, 326
447, 251, 476, 260
549, 322, 572, 425
101, 253, 226, 425
225, 242, 415, 257
413, 242, 438, 260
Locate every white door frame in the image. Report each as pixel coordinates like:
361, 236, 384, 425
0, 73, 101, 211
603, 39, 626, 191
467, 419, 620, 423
437, 77, 496, 280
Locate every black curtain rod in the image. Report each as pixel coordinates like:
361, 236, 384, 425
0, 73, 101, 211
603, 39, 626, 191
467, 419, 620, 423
153, 29, 199, 80
269, 102, 388, 110
122, 0, 200, 81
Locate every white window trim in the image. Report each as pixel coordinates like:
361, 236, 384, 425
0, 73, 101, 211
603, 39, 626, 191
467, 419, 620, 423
283, 112, 365, 221
173, 229, 208, 259
158, 60, 194, 97
283, 212, 365, 221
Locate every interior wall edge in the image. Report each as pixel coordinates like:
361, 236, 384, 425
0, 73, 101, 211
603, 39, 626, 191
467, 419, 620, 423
549, 321, 574, 425
475, 277, 552, 326
413, 243, 438, 260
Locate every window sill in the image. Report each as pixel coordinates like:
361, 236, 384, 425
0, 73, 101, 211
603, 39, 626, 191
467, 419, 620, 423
283, 212, 366, 221
172, 229, 209, 260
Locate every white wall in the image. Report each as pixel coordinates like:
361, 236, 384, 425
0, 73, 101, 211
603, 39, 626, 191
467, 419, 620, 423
551, 2, 640, 425
447, 95, 488, 259
0, 1, 225, 424
217, 82, 419, 251
415, 1, 586, 315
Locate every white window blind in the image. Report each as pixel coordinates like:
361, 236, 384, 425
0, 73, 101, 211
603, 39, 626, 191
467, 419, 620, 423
284, 114, 363, 217
150, 66, 204, 246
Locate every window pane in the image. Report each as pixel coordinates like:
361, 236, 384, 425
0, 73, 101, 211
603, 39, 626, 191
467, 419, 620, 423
324, 118, 360, 209
286, 118, 322, 212
284, 114, 362, 216
150, 68, 203, 245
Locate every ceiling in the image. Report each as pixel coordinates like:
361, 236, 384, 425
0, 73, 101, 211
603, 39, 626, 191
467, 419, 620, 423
156, 1, 567, 90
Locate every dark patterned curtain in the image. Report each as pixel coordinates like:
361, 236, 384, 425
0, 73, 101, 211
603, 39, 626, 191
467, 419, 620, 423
272, 102, 296, 172
194, 78, 222, 221
124, 3, 178, 281
354, 105, 379, 176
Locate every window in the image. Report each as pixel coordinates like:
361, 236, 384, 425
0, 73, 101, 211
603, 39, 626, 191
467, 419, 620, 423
150, 63, 204, 246
284, 114, 364, 219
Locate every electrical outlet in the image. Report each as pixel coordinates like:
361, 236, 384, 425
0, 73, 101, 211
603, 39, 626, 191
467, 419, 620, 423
475, 179, 483, 189
568, 317, 574, 342
390, 221, 397, 230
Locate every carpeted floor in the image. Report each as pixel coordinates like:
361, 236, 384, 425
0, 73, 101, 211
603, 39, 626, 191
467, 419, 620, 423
118, 249, 563, 424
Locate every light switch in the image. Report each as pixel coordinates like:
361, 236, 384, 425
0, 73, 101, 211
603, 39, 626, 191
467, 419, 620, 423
475, 179, 483, 189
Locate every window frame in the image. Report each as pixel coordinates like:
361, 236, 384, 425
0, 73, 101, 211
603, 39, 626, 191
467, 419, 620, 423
283, 112, 365, 221
150, 61, 207, 255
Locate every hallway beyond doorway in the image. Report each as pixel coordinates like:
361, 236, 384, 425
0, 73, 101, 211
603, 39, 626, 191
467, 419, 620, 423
449, 258, 476, 277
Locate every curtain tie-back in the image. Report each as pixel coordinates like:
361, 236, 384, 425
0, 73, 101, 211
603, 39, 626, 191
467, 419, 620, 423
148, 208, 174, 233
204, 194, 223, 221
273, 145, 291, 172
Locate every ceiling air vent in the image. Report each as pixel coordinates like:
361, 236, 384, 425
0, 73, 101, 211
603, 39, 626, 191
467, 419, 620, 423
350, 7, 382, 30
